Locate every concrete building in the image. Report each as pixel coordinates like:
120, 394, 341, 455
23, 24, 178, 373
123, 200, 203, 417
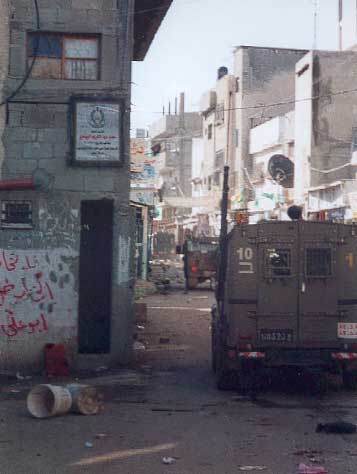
233, 46, 308, 208
294, 49, 357, 219
130, 135, 156, 280
149, 94, 202, 242
248, 111, 295, 222
0, 0, 171, 371
199, 67, 236, 235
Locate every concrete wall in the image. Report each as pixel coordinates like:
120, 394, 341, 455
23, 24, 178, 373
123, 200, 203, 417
0, 0, 134, 370
0, 0, 9, 170
234, 46, 307, 202
309, 50, 357, 188
294, 53, 313, 203
200, 74, 236, 194
150, 112, 202, 199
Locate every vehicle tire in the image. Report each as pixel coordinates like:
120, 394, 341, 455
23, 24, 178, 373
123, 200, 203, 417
343, 369, 357, 389
215, 336, 239, 391
211, 322, 217, 373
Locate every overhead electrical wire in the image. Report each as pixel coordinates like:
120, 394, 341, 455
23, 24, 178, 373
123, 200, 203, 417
0, 0, 40, 107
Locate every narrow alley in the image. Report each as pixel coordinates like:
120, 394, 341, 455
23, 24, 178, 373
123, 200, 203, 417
1, 288, 357, 473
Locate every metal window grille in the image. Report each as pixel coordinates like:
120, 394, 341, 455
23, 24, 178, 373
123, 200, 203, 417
1, 201, 33, 228
28, 33, 99, 80
306, 248, 332, 277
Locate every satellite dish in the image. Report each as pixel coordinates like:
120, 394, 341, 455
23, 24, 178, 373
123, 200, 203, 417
32, 168, 53, 190
268, 154, 294, 188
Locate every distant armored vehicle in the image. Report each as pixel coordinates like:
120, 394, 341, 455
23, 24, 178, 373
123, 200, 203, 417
182, 237, 218, 290
212, 167, 357, 390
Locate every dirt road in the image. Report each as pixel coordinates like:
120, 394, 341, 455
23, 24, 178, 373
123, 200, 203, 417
1, 289, 357, 473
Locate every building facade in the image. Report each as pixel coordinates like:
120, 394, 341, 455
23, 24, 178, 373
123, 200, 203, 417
294, 49, 357, 219
248, 111, 295, 222
233, 46, 308, 209
149, 94, 202, 243
0, 0, 171, 371
199, 67, 236, 234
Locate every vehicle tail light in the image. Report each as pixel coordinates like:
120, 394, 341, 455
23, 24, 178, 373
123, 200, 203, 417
191, 266, 198, 272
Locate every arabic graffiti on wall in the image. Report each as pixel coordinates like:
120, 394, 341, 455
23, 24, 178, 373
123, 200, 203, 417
0, 249, 78, 340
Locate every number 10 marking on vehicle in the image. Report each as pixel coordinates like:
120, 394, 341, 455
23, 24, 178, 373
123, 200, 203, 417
237, 247, 254, 274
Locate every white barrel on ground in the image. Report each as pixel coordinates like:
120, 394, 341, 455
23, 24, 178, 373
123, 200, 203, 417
27, 384, 72, 419
66, 384, 103, 415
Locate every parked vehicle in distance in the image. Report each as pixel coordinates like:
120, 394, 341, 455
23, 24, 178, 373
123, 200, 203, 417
179, 237, 219, 290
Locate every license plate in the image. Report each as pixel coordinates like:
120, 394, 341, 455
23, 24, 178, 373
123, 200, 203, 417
260, 329, 293, 343
338, 322, 357, 339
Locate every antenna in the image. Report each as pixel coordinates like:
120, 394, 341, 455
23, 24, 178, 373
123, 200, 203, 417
312, 0, 318, 50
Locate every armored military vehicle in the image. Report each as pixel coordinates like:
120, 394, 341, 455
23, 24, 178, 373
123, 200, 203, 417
212, 167, 357, 390
182, 237, 218, 289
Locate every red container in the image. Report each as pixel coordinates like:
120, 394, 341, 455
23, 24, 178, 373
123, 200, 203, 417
44, 343, 69, 377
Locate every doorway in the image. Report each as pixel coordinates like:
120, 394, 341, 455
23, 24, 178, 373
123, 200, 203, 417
78, 200, 113, 353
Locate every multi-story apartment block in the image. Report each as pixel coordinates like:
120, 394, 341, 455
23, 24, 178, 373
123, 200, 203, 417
294, 50, 357, 220
149, 94, 202, 240
199, 67, 236, 234
233, 46, 308, 209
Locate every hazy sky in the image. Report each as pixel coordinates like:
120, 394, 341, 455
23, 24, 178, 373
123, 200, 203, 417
131, 0, 339, 132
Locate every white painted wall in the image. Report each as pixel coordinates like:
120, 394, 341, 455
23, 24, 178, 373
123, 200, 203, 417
192, 137, 204, 181
250, 117, 280, 155
0, 248, 78, 369
294, 53, 313, 204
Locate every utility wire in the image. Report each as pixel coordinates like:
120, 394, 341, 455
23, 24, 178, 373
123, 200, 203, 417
0, 0, 40, 107
132, 86, 357, 116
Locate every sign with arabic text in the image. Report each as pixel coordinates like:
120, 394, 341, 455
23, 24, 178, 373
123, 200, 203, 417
72, 99, 122, 165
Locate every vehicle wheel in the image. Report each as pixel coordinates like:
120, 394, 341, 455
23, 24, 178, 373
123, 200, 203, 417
211, 322, 217, 372
215, 336, 239, 391
216, 368, 239, 391
343, 369, 357, 389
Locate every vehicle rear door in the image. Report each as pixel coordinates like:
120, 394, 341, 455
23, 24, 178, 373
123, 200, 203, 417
257, 222, 299, 348
336, 224, 357, 342
298, 222, 339, 348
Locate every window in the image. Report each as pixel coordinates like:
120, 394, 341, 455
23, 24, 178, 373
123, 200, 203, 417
208, 176, 212, 191
235, 77, 240, 92
208, 124, 213, 140
306, 248, 332, 277
265, 248, 291, 277
28, 33, 99, 80
215, 103, 225, 124
1, 201, 33, 228
213, 171, 221, 186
